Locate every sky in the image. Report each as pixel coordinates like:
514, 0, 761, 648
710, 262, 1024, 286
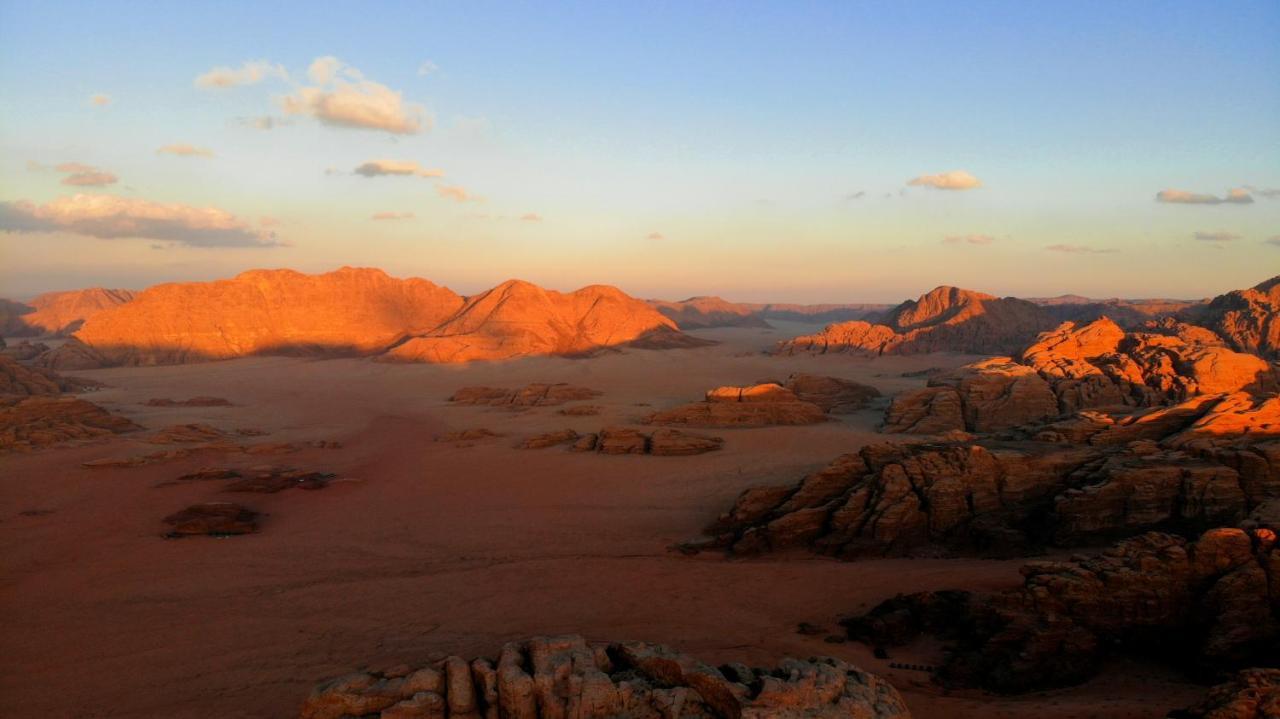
1, 1, 1278, 303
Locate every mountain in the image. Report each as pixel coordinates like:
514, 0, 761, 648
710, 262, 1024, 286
647, 296, 772, 329
49, 269, 703, 366
775, 286, 1053, 356
0, 288, 136, 336
1185, 275, 1280, 358
384, 279, 704, 363
648, 296, 889, 329
70, 267, 465, 364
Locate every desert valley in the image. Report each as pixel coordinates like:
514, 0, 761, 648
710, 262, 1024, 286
3, 4, 1279, 717
2, 268, 1278, 719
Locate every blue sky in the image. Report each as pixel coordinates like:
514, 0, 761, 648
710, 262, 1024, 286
1, 1, 1277, 301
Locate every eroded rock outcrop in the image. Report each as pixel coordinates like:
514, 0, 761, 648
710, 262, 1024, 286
646, 378, 857, 428
775, 286, 1053, 357
300, 634, 912, 719
163, 502, 260, 537
0, 354, 101, 395
0, 396, 141, 452
449, 384, 603, 408
1170, 668, 1280, 719
884, 318, 1278, 435
144, 396, 234, 407
695, 391, 1280, 557
522, 427, 724, 455
843, 528, 1279, 694
1187, 276, 1280, 359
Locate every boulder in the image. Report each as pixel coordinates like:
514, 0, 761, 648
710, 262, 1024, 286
163, 502, 259, 537
0, 396, 140, 452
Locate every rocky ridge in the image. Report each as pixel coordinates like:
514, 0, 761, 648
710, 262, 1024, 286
300, 634, 912, 719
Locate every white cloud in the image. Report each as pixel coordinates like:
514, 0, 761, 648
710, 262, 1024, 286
436, 185, 477, 202
0, 194, 277, 247
1193, 231, 1241, 243
418, 60, 439, 76
195, 60, 288, 89
1156, 188, 1253, 205
907, 170, 982, 191
54, 162, 117, 187
158, 144, 214, 158
352, 160, 444, 178
283, 57, 427, 134
942, 234, 995, 246
371, 211, 415, 220
89, 94, 112, 107
1046, 244, 1117, 254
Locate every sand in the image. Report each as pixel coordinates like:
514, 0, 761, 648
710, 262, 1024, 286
0, 323, 1207, 718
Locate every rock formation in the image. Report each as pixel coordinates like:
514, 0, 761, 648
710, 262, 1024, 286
449, 384, 603, 408
385, 280, 704, 363
775, 286, 1053, 356
647, 375, 878, 428
300, 634, 912, 719
13, 287, 136, 336
1, 396, 141, 452
1186, 275, 1280, 359
883, 318, 1277, 435
1170, 668, 1280, 719
163, 502, 260, 537
842, 527, 1278, 694
648, 296, 772, 329
0, 354, 101, 395
3, 339, 50, 360
521, 427, 724, 455
648, 297, 891, 329
68, 267, 465, 365
144, 396, 234, 407
692, 391, 1280, 557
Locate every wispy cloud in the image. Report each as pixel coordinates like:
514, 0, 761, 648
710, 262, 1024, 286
1244, 185, 1280, 199
352, 160, 443, 178
418, 60, 439, 76
237, 116, 288, 131
907, 170, 982, 191
371, 211, 415, 220
157, 144, 214, 158
647, 232, 664, 240
1193, 231, 1241, 243
89, 94, 112, 107
1265, 236, 1280, 247
1046, 244, 1117, 254
0, 194, 278, 247
436, 185, 478, 202
942, 234, 995, 246
843, 191, 866, 201
55, 162, 117, 187
282, 56, 428, 134
195, 60, 288, 89
520, 213, 542, 222
1156, 188, 1253, 205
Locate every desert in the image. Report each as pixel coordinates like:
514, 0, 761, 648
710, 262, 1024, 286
1, 267, 1277, 719
3, 6, 1279, 718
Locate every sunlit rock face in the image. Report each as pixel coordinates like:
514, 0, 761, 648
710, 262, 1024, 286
774, 286, 1055, 356
1186, 275, 1280, 359
300, 634, 914, 719
383, 280, 697, 363
14, 287, 136, 336
882, 317, 1278, 435
56, 269, 704, 366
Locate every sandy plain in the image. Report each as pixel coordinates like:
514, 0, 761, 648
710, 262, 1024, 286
0, 322, 1207, 718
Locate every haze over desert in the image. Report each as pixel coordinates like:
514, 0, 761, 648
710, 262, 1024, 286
2, 3, 1279, 719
